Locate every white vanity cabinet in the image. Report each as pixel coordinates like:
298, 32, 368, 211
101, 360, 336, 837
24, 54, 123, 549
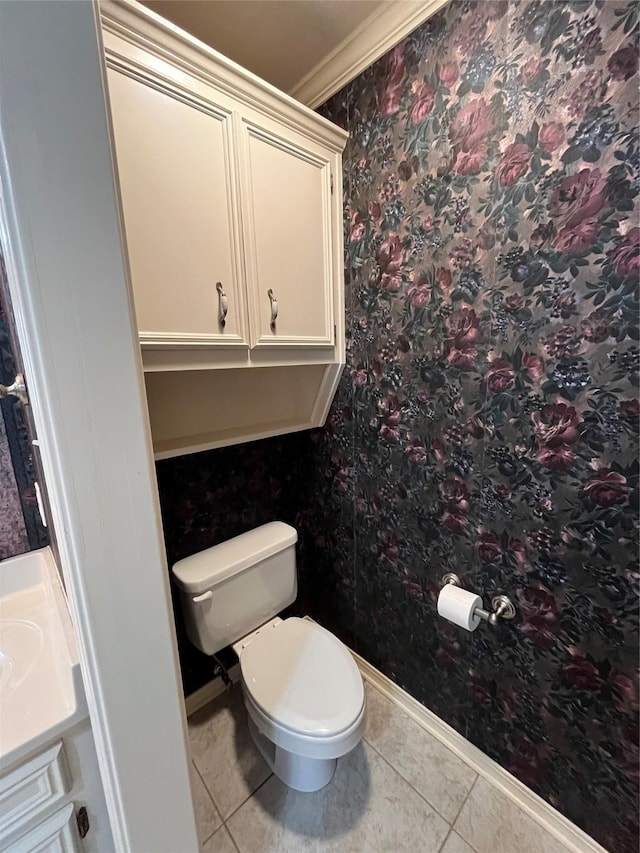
0, 721, 113, 853
101, 1, 347, 458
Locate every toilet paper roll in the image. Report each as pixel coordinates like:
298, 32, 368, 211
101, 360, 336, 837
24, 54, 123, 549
437, 584, 482, 631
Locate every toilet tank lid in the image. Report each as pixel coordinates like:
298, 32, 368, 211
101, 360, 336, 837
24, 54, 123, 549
171, 521, 298, 594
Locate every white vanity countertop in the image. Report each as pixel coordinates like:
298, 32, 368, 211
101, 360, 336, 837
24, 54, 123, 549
0, 547, 87, 770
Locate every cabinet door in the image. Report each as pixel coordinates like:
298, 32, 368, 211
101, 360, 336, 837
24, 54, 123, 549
238, 119, 335, 349
107, 68, 247, 348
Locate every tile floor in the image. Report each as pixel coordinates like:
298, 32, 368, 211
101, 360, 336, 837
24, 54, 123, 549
188, 680, 575, 853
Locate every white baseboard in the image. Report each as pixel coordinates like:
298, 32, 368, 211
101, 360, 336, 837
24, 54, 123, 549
353, 652, 608, 853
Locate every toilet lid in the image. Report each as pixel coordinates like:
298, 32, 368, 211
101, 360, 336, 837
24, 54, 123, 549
240, 618, 364, 737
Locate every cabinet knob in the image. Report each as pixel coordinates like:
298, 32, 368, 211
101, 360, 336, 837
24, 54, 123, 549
216, 281, 228, 327
268, 288, 278, 330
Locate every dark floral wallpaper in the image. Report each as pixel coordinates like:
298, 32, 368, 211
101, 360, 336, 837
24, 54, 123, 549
157, 1, 638, 849
308, 1, 639, 849
0, 256, 48, 559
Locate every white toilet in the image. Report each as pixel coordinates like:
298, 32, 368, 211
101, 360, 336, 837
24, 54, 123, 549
172, 521, 365, 792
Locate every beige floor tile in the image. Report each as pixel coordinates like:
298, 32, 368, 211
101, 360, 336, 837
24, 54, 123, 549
202, 825, 238, 853
363, 682, 477, 822
190, 760, 223, 846
440, 830, 477, 853
189, 686, 271, 820
226, 741, 450, 853
454, 777, 570, 853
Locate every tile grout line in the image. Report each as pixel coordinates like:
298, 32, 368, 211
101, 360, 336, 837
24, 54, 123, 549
223, 771, 274, 824
221, 821, 241, 853
362, 735, 455, 831
191, 758, 224, 830
447, 774, 481, 853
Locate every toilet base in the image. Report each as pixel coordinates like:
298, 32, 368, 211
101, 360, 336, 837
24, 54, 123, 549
247, 717, 337, 792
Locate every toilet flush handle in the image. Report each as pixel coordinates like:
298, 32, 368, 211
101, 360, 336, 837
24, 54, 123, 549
192, 591, 212, 604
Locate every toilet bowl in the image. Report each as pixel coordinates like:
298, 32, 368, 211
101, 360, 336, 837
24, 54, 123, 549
171, 522, 366, 792
233, 617, 365, 791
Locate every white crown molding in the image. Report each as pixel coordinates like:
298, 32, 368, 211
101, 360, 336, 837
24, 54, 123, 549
289, 0, 450, 109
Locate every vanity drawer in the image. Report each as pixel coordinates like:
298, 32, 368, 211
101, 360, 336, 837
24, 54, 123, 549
0, 741, 71, 844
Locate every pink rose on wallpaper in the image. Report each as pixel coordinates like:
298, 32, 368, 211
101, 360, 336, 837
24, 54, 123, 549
381, 273, 402, 292
611, 227, 640, 276
497, 143, 531, 186
518, 588, 559, 648
377, 232, 404, 274
581, 309, 611, 343
379, 44, 405, 116
405, 438, 426, 464
349, 212, 365, 242
448, 347, 477, 370
485, 358, 515, 392
563, 656, 603, 691
611, 672, 638, 709
584, 469, 631, 506
532, 403, 581, 441
439, 62, 459, 88
350, 363, 367, 387
431, 438, 446, 463
377, 394, 402, 426
539, 122, 565, 153
368, 201, 381, 221
505, 292, 525, 311
447, 306, 481, 347
454, 146, 487, 175
406, 281, 430, 308
521, 56, 540, 82
442, 510, 467, 532
409, 83, 435, 123
548, 168, 607, 228
607, 43, 638, 81
449, 97, 490, 152
554, 219, 600, 254
440, 478, 471, 513
435, 267, 452, 290
441, 478, 471, 531
477, 532, 502, 562
509, 538, 528, 565
535, 445, 576, 470
619, 399, 640, 421
523, 353, 545, 381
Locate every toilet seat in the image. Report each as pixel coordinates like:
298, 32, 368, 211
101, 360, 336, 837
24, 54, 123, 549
239, 617, 364, 738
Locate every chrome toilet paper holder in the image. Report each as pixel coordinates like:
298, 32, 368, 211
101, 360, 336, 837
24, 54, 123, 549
441, 573, 517, 626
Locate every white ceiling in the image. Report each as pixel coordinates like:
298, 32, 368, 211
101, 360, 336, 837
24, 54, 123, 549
142, 0, 388, 93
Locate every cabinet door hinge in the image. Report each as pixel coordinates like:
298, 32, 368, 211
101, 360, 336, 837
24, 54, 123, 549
330, 173, 334, 195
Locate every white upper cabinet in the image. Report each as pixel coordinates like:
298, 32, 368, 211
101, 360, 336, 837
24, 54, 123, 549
238, 119, 334, 349
107, 69, 247, 348
101, 0, 347, 457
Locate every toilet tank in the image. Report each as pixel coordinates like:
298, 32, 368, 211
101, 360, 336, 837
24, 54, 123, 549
172, 522, 298, 656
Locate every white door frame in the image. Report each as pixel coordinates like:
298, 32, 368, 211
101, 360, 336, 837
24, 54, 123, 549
0, 2, 198, 850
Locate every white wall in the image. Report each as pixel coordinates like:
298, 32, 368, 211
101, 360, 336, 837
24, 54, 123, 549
0, 2, 198, 849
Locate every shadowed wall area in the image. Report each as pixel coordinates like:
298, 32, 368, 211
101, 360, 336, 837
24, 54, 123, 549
157, 1, 639, 849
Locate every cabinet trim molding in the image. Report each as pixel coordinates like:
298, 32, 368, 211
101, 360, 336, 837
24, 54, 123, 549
0, 741, 71, 846
101, 0, 348, 153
